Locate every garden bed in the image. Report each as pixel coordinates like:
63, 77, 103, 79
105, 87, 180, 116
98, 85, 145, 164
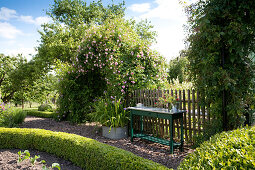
17, 116, 193, 169
0, 149, 81, 170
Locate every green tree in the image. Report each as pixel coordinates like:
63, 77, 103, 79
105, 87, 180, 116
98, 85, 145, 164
12, 73, 58, 107
0, 54, 48, 103
37, 0, 126, 65
0, 54, 27, 103
186, 0, 255, 130
167, 55, 189, 84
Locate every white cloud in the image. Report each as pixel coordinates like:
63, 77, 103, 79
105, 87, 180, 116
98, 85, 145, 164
151, 25, 186, 60
0, 7, 51, 25
0, 22, 22, 39
19, 15, 51, 25
0, 7, 17, 20
128, 0, 192, 61
140, 0, 185, 21
129, 3, 151, 13
3, 47, 36, 60
34, 16, 51, 25
19, 15, 35, 24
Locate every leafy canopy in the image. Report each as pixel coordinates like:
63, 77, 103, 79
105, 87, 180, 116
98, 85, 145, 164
186, 0, 255, 129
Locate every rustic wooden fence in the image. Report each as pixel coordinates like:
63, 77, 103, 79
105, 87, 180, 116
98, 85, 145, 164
131, 89, 212, 143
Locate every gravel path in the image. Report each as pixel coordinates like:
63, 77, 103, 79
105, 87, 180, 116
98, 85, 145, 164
1, 116, 194, 169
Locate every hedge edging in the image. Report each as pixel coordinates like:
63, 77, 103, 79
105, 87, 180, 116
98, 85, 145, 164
0, 128, 170, 170
23, 109, 55, 118
179, 126, 255, 169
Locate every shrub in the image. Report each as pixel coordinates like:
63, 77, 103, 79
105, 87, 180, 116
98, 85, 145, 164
178, 126, 255, 169
24, 109, 56, 118
0, 107, 26, 127
56, 17, 167, 123
0, 128, 170, 170
38, 104, 53, 112
192, 119, 222, 148
90, 97, 129, 128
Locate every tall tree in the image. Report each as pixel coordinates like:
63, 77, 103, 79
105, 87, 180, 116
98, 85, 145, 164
186, 0, 255, 130
37, 0, 126, 65
0, 54, 47, 103
167, 55, 189, 84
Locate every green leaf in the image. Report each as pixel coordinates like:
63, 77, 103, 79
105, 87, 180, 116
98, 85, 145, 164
52, 163, 61, 170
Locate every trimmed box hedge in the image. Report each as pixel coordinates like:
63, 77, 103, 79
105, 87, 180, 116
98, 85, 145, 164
0, 128, 170, 170
179, 126, 255, 169
38, 104, 53, 112
23, 109, 56, 118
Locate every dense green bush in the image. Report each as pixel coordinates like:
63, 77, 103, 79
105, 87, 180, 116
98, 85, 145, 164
179, 126, 255, 169
0, 128, 170, 170
56, 17, 167, 123
192, 119, 222, 148
38, 104, 53, 112
24, 109, 56, 118
56, 70, 106, 123
0, 107, 26, 127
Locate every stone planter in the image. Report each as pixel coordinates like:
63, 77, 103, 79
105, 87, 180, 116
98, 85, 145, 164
102, 126, 128, 140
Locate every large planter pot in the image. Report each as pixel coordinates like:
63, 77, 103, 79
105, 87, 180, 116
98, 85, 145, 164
102, 126, 128, 140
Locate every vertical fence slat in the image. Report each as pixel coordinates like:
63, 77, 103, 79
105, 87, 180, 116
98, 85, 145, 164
197, 91, 201, 134
183, 90, 188, 142
188, 90, 192, 142
207, 103, 210, 123
202, 104, 206, 131
192, 89, 196, 137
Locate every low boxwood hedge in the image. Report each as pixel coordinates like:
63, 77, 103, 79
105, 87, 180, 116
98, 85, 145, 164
179, 126, 255, 169
0, 128, 170, 170
38, 104, 53, 112
24, 109, 56, 118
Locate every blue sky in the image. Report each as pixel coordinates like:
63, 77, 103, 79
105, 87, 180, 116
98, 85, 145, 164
0, 0, 196, 61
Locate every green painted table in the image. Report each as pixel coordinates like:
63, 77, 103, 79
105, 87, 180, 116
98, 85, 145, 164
128, 106, 186, 154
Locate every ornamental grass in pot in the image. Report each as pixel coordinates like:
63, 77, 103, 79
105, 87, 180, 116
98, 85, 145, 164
90, 97, 129, 139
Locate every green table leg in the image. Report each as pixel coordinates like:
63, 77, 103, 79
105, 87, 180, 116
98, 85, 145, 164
130, 111, 134, 142
170, 117, 174, 154
180, 116, 184, 152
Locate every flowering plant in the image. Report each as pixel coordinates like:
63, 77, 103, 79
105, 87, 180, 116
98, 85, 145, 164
0, 103, 5, 112
155, 93, 180, 109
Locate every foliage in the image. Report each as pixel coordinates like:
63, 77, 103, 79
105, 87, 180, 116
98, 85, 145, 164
164, 78, 193, 90
0, 128, 170, 170
72, 17, 166, 98
37, 0, 126, 64
18, 150, 61, 170
56, 17, 166, 123
38, 0, 165, 123
192, 119, 222, 148
179, 126, 255, 169
0, 54, 27, 103
24, 109, 56, 118
185, 0, 255, 129
0, 53, 50, 103
167, 56, 189, 84
38, 104, 53, 112
56, 69, 106, 123
0, 105, 26, 128
25, 74, 58, 105
90, 97, 129, 128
